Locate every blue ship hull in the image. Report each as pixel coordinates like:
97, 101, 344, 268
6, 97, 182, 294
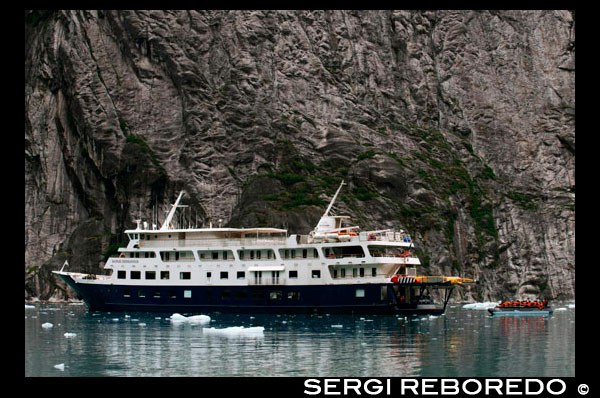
56, 274, 449, 315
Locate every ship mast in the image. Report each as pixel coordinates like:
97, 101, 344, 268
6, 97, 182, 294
323, 180, 346, 217
160, 191, 185, 231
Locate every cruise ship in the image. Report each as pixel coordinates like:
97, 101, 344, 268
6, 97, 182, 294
54, 181, 475, 314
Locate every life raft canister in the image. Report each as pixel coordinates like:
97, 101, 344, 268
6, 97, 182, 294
368, 234, 376, 241
391, 275, 400, 283
119, 254, 125, 258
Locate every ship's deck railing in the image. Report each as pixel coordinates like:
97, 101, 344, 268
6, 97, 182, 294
306, 231, 413, 244
138, 237, 287, 248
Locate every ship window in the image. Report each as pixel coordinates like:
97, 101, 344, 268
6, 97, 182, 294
153, 290, 160, 298
212, 252, 218, 260
160, 271, 170, 280
223, 251, 228, 260
117, 270, 126, 279
123, 289, 131, 298
311, 270, 321, 279
372, 268, 377, 277
220, 271, 228, 279
289, 270, 298, 279
333, 269, 338, 278
237, 271, 245, 280
303, 249, 307, 258
269, 291, 282, 300
287, 291, 300, 300
180, 272, 191, 280
359, 268, 365, 277
131, 271, 141, 279
145, 271, 156, 280
184, 290, 192, 298
291, 249, 296, 258
353, 268, 358, 277
314, 248, 319, 258
222, 290, 231, 300
207, 272, 212, 279
341, 268, 346, 277
256, 250, 261, 259
138, 290, 146, 298
322, 245, 365, 258
168, 290, 176, 299
355, 289, 365, 298
250, 250, 254, 259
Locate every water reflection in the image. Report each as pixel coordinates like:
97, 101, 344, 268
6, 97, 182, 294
25, 303, 574, 377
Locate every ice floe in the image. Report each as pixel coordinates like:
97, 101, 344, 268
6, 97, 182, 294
567, 303, 575, 308
462, 302, 500, 310
169, 313, 211, 325
25, 304, 35, 309
203, 326, 264, 337
54, 363, 65, 371
331, 324, 343, 328
41, 322, 53, 329
64, 333, 77, 338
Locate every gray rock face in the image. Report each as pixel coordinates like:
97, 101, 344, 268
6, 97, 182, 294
25, 10, 574, 301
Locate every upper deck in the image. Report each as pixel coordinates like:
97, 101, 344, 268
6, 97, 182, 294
121, 181, 414, 251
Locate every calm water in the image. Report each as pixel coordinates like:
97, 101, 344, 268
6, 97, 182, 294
25, 302, 575, 377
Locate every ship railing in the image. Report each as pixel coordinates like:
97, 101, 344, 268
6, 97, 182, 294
359, 231, 413, 243
138, 237, 286, 248
248, 278, 287, 286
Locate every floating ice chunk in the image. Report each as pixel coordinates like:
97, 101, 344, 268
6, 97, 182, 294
54, 363, 65, 371
42, 322, 53, 329
331, 324, 343, 328
169, 313, 211, 325
462, 302, 499, 310
203, 326, 264, 337
555, 307, 567, 311
25, 304, 35, 309
138, 323, 146, 327
567, 303, 575, 308
64, 333, 77, 338
112, 318, 119, 322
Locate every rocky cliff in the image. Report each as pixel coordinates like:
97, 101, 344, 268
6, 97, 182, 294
25, 10, 575, 301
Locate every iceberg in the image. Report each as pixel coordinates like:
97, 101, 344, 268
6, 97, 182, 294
169, 313, 211, 325
54, 363, 65, 371
42, 322, 53, 329
462, 302, 500, 310
203, 326, 264, 337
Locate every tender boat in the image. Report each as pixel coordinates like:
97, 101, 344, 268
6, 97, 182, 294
488, 300, 553, 316
53, 181, 476, 314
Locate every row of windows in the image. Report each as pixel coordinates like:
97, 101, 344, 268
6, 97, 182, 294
121, 288, 369, 300
115, 268, 378, 280
116, 270, 304, 280
121, 288, 303, 300
120, 246, 404, 261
